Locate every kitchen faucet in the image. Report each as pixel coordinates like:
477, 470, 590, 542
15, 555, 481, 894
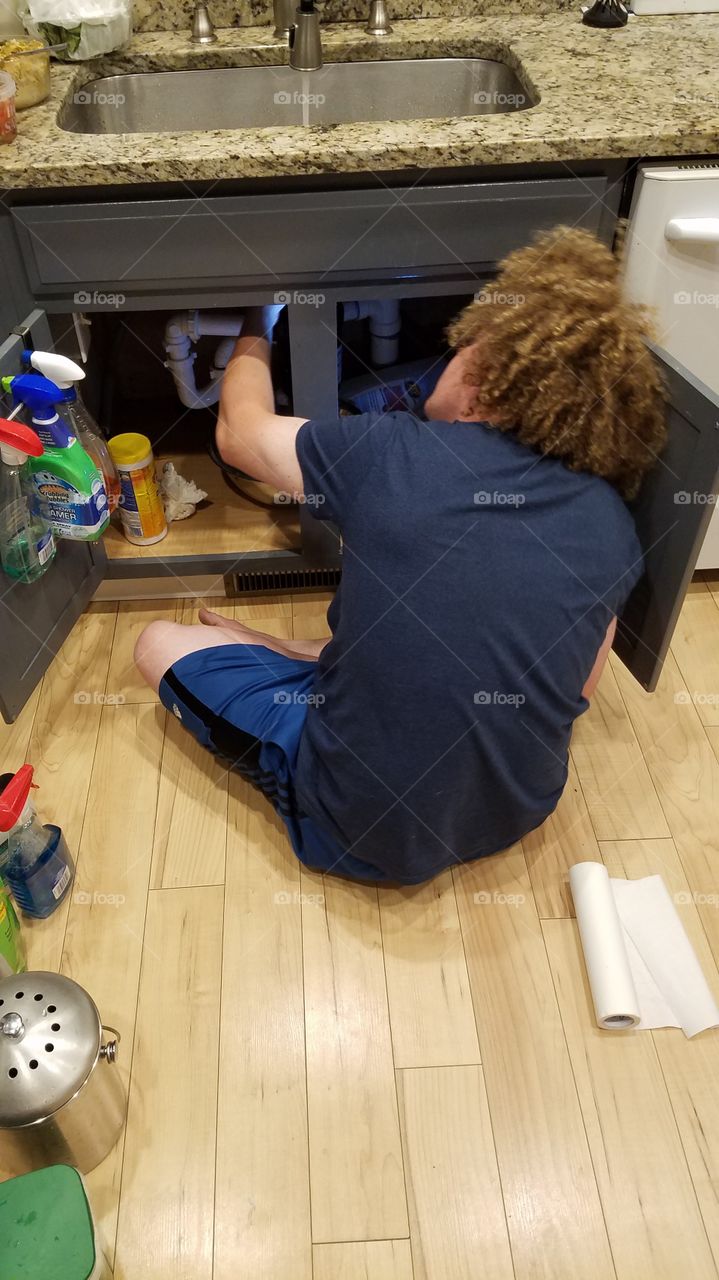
287, 0, 323, 71
274, 0, 391, 68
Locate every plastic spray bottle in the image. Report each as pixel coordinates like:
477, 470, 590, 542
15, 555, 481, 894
0, 884, 25, 976
22, 349, 121, 514
1, 373, 109, 541
0, 765, 75, 919
0, 415, 55, 583
0, 772, 27, 976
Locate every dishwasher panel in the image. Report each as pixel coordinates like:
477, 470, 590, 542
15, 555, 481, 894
624, 163, 719, 569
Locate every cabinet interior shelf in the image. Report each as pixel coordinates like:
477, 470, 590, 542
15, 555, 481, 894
104, 452, 301, 562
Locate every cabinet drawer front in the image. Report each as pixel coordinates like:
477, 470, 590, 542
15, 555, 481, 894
12, 178, 610, 293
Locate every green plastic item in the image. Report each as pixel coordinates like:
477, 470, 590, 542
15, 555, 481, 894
1, 375, 108, 543
0, 881, 26, 976
0, 1165, 103, 1279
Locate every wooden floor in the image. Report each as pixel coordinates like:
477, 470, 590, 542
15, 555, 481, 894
3, 577, 719, 1279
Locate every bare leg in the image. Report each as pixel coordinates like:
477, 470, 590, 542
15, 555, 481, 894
134, 613, 325, 695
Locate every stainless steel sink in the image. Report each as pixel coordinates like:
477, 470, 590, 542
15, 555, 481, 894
58, 58, 535, 134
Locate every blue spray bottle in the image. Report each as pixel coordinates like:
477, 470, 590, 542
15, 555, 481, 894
1, 373, 109, 541
0, 765, 75, 919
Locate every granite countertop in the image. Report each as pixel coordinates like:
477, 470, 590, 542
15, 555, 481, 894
1, 12, 718, 188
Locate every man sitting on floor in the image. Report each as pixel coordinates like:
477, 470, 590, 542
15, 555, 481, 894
135, 227, 665, 884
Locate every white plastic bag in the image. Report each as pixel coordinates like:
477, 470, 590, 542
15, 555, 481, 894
19, 0, 132, 59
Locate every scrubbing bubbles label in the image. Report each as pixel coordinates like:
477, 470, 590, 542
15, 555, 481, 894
33, 472, 108, 540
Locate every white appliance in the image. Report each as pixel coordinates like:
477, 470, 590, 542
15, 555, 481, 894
624, 163, 719, 569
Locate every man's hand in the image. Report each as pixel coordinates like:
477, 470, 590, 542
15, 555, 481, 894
240, 304, 286, 342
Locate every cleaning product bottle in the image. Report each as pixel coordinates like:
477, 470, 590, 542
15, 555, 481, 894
0, 884, 25, 976
22, 349, 121, 514
108, 432, 167, 546
0, 772, 27, 976
0, 764, 75, 919
0, 415, 55, 582
1, 373, 109, 542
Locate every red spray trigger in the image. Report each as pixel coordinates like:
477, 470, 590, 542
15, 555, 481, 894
0, 418, 43, 458
0, 764, 36, 832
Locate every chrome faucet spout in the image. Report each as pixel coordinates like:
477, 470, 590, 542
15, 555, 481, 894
288, 0, 323, 71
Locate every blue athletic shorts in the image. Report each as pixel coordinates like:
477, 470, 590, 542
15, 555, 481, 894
158, 643, 391, 882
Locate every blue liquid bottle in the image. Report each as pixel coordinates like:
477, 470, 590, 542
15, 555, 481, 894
0, 765, 74, 919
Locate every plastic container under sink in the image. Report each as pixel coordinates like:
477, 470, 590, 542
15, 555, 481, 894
0, 70, 16, 143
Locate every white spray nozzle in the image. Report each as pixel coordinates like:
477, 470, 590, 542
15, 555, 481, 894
0, 405, 28, 461
0, 444, 30, 466
27, 350, 86, 391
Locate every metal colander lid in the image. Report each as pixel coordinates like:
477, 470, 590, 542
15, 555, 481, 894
0, 971, 102, 1126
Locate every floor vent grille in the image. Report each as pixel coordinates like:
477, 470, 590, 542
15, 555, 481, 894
226, 567, 342, 596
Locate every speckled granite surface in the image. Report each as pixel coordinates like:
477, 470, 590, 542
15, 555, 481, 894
1, 13, 718, 189
133, 0, 574, 32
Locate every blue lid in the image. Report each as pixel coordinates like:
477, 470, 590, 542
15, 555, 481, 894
7, 373, 74, 413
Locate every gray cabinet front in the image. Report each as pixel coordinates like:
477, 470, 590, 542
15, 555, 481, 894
615, 343, 719, 691
11, 178, 612, 297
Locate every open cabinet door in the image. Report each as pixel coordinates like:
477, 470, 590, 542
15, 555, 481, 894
614, 342, 719, 692
0, 310, 106, 724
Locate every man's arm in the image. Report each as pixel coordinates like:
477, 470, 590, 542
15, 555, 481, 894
582, 616, 616, 700
216, 306, 307, 496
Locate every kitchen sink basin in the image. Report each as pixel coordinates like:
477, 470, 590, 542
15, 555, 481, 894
58, 57, 536, 134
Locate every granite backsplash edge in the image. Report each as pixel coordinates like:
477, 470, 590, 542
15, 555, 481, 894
134, 0, 573, 32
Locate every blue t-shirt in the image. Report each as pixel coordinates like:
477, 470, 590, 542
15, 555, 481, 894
294, 411, 642, 883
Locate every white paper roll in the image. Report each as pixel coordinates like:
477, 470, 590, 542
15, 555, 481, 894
569, 861, 641, 1029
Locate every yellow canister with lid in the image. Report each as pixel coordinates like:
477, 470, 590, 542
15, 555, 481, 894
108, 433, 167, 546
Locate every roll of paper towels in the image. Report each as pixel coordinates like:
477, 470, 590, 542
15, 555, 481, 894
570, 861, 640, 1029
569, 861, 719, 1036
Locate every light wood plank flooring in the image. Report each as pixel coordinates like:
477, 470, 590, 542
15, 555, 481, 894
2, 578, 719, 1279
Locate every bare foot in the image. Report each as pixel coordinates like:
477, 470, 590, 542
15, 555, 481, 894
198, 607, 326, 662
198, 607, 248, 632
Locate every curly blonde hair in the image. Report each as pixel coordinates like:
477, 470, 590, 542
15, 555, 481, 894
446, 226, 666, 499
